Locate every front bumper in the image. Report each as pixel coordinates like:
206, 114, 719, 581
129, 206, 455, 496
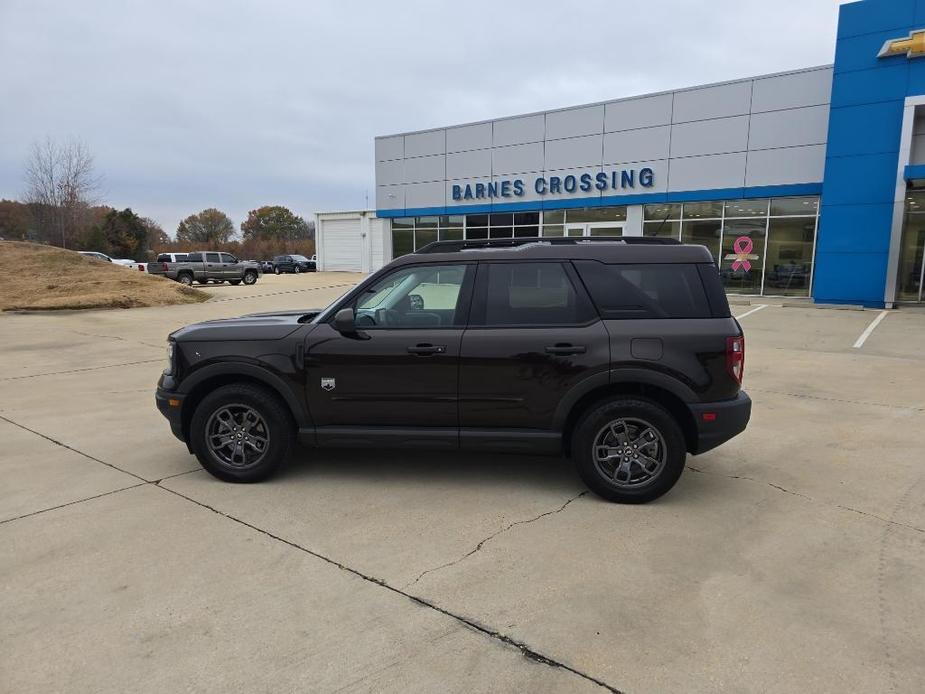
688, 391, 752, 455
155, 388, 186, 443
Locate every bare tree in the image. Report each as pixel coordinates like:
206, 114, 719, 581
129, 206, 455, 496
24, 137, 102, 248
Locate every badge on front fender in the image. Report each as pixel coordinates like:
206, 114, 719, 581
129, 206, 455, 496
321, 377, 335, 392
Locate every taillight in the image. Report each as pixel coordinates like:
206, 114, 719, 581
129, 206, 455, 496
726, 335, 745, 385
162, 263, 169, 271
138, 265, 144, 271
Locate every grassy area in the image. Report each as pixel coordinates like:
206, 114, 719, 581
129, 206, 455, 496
0, 241, 209, 311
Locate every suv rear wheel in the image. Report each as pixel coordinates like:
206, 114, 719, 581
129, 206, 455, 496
190, 383, 294, 482
573, 397, 685, 503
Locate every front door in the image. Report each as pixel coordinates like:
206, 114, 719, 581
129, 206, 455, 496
564, 222, 625, 237
304, 262, 474, 430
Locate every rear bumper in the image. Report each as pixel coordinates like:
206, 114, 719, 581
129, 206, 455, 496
155, 388, 186, 443
688, 391, 751, 455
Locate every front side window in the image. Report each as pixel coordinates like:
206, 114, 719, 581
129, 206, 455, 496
352, 264, 469, 329
206, 252, 221, 263
220, 253, 236, 264
477, 262, 595, 326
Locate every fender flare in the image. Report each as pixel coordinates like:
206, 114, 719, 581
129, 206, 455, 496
552, 367, 698, 431
179, 362, 312, 427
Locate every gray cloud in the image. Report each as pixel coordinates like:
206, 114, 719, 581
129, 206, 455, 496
0, 0, 844, 235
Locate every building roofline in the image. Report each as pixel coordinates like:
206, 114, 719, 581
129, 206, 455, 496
375, 64, 834, 140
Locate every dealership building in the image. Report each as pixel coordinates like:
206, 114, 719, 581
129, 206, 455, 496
318, 0, 925, 306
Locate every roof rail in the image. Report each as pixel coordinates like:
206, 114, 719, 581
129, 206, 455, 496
414, 236, 681, 254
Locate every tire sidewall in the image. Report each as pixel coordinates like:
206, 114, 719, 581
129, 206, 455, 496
294, 265, 301, 274
573, 398, 686, 504
243, 271, 257, 285
274, 267, 281, 275
190, 384, 293, 482
178, 273, 193, 286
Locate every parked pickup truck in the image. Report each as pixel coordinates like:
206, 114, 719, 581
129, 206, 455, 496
148, 251, 262, 286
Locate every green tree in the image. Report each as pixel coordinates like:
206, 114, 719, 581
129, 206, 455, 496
176, 208, 235, 245
240, 205, 311, 242
97, 208, 148, 258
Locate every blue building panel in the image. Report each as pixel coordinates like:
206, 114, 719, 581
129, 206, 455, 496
825, 101, 905, 157
836, 0, 915, 40
815, 204, 895, 253
812, 251, 890, 306
821, 152, 900, 206
829, 64, 909, 108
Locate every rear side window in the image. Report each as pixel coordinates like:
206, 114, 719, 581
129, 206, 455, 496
573, 261, 712, 319
475, 262, 596, 326
186, 252, 202, 262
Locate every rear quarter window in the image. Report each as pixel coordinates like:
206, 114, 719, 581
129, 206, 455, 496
573, 261, 714, 319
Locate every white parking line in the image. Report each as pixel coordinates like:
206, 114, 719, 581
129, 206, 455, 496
735, 304, 768, 320
852, 310, 889, 349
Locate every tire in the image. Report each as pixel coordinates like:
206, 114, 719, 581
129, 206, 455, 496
190, 383, 294, 483
242, 271, 258, 285
229, 279, 241, 286
177, 273, 193, 287
274, 266, 281, 275
572, 397, 686, 504
294, 265, 301, 274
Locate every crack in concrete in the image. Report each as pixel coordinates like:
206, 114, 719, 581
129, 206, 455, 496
68, 329, 164, 350
746, 387, 925, 413
687, 465, 925, 534
407, 491, 589, 588
206, 282, 356, 303
0, 358, 162, 381
0, 483, 147, 525
157, 485, 621, 693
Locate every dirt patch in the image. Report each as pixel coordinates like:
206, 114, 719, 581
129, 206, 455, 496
0, 241, 209, 311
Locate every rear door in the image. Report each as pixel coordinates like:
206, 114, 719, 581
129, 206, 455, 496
458, 261, 610, 436
219, 253, 239, 280
204, 252, 222, 279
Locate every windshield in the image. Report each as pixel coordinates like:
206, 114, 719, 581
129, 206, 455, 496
290, 255, 309, 262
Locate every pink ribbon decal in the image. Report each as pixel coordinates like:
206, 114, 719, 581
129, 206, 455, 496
725, 236, 758, 272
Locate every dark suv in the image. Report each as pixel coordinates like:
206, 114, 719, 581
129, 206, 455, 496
272, 255, 315, 274
155, 237, 750, 503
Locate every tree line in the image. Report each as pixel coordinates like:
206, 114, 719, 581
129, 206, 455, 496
0, 137, 315, 261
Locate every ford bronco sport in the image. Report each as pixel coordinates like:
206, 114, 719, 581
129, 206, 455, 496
155, 237, 750, 503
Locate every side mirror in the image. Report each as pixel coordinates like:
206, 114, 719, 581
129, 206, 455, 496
333, 307, 357, 334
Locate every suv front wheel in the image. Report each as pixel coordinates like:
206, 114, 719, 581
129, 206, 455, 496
190, 383, 294, 482
573, 397, 685, 504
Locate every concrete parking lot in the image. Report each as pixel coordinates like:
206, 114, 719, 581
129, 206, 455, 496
1, 272, 924, 693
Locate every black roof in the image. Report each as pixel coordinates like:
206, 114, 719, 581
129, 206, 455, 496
390, 236, 714, 265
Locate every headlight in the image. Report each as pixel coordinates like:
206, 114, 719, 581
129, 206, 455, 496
164, 341, 176, 375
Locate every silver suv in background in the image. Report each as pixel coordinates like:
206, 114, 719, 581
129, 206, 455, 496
148, 251, 262, 286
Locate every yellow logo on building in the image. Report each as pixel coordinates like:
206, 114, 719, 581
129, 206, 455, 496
878, 30, 925, 58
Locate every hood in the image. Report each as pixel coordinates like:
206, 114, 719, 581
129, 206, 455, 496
172, 309, 323, 342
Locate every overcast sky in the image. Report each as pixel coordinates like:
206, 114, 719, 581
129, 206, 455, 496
0, 0, 845, 236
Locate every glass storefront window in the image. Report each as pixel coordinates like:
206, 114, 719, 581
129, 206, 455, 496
514, 226, 539, 237
720, 219, 766, 294
770, 197, 819, 217
415, 216, 438, 228
681, 220, 722, 263
682, 201, 723, 219
467, 226, 488, 239
897, 211, 925, 301
541, 224, 563, 236
725, 199, 769, 218
489, 213, 513, 227
490, 227, 513, 238
514, 212, 540, 225
543, 210, 565, 224
440, 215, 464, 228
392, 229, 413, 258
566, 207, 627, 222
764, 218, 815, 297
392, 217, 414, 230
439, 228, 463, 241
644, 221, 681, 239
467, 214, 488, 228
644, 203, 681, 221
415, 228, 438, 249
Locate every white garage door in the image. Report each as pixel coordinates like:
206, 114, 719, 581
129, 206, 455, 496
323, 218, 363, 272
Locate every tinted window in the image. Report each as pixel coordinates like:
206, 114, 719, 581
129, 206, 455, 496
156, 254, 170, 262
220, 253, 236, 264
186, 252, 203, 262
205, 252, 221, 263
574, 261, 711, 319
353, 264, 469, 329
478, 262, 595, 326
